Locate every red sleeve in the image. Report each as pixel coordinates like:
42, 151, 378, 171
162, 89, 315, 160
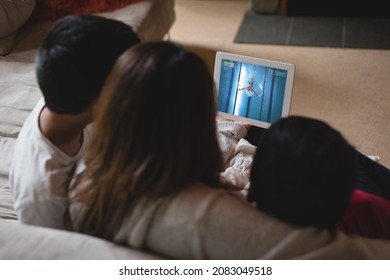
339, 189, 390, 240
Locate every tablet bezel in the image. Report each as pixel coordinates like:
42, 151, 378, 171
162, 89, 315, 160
214, 51, 295, 128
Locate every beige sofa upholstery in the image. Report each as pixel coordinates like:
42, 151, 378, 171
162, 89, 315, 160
2, 0, 390, 261
0, 219, 164, 259
0, 0, 174, 259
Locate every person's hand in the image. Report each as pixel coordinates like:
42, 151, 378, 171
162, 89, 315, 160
240, 122, 251, 131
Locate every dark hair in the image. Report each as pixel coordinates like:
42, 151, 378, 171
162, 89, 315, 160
250, 116, 357, 232
73, 41, 223, 239
36, 14, 140, 114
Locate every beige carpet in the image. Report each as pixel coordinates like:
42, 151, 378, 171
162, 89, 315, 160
169, 0, 390, 168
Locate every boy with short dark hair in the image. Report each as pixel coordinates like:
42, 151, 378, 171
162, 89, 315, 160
10, 15, 140, 229
248, 116, 357, 233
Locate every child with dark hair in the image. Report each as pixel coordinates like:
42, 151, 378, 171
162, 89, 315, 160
248, 116, 357, 232
248, 116, 390, 239
9, 14, 140, 229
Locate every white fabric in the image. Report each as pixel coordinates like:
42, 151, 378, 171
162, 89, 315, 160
217, 121, 248, 165
217, 121, 256, 191
221, 138, 256, 193
9, 98, 92, 229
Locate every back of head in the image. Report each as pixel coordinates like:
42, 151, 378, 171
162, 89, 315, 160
250, 116, 357, 232
78, 41, 222, 239
36, 14, 140, 114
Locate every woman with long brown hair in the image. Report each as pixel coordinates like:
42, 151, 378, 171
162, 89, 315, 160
69, 41, 390, 259
70, 41, 224, 239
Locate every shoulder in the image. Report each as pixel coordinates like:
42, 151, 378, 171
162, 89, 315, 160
169, 183, 251, 211
16, 98, 45, 138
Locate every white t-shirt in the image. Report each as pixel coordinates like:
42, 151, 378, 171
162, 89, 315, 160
9, 98, 92, 229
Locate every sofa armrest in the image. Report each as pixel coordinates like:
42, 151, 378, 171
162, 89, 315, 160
0, 219, 163, 259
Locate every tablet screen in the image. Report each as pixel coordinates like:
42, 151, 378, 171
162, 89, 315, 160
214, 52, 295, 128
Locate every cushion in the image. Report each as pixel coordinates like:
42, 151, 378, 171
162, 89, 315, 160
0, 60, 40, 186
0, 0, 36, 55
0, 60, 41, 138
4, 0, 175, 60
0, 35, 14, 57
29, 0, 146, 24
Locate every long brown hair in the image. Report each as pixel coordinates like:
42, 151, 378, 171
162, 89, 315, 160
72, 42, 223, 239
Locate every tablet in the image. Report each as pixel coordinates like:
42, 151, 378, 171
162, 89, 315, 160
214, 51, 295, 128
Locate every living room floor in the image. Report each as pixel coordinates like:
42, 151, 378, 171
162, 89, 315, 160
169, 0, 390, 168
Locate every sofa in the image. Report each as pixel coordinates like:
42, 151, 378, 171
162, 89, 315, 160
0, 0, 173, 259
1, 0, 390, 261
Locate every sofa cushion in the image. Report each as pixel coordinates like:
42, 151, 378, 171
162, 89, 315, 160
3, 0, 175, 61
0, 184, 17, 220
0, 60, 41, 138
0, 137, 17, 186
0, 219, 163, 259
0, 0, 36, 55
